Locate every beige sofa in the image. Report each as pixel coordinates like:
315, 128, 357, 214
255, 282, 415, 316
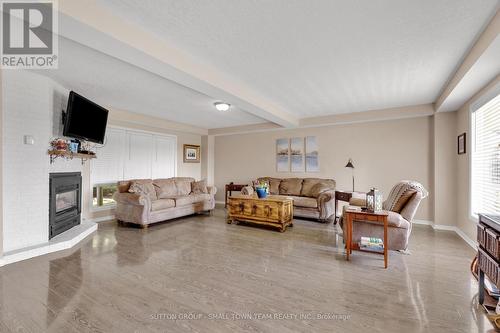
113, 177, 216, 228
256, 177, 336, 221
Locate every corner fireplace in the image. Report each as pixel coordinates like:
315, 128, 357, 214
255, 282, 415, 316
49, 172, 82, 239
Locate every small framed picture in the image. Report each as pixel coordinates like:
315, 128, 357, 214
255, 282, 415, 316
183, 144, 200, 163
458, 133, 466, 155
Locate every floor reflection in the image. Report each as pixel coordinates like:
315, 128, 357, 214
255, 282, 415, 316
113, 226, 152, 266
46, 249, 83, 328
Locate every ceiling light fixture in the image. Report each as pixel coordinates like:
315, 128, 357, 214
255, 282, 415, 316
214, 102, 231, 112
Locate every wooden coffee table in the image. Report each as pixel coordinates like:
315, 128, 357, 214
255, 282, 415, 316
227, 195, 293, 232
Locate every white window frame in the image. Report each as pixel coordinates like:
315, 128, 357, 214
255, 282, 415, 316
89, 125, 177, 212
469, 83, 500, 221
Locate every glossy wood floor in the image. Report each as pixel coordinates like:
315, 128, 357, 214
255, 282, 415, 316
0, 209, 494, 332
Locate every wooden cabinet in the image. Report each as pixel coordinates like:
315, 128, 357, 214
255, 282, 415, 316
478, 214, 500, 305
227, 195, 293, 232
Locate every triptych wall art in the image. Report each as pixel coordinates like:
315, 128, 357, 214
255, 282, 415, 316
275, 136, 319, 172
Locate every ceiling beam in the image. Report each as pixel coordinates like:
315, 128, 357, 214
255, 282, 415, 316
209, 104, 434, 136
57, 0, 298, 128
435, 9, 500, 112
108, 109, 208, 136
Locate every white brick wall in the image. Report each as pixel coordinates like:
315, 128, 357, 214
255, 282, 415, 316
2, 71, 82, 253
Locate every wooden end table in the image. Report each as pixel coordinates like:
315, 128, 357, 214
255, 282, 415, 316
344, 209, 389, 268
224, 182, 247, 208
334, 190, 353, 224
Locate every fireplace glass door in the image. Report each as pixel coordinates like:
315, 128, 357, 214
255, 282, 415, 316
56, 190, 77, 213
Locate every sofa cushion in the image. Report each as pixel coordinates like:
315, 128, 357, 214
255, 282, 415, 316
279, 178, 303, 196
289, 196, 318, 208
309, 183, 331, 198
174, 177, 194, 196
174, 193, 211, 207
128, 180, 157, 201
300, 178, 321, 197
192, 179, 208, 194
241, 186, 254, 195
153, 178, 177, 199
349, 197, 366, 207
301, 178, 335, 197
151, 198, 175, 211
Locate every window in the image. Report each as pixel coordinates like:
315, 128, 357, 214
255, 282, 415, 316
471, 93, 500, 217
90, 127, 177, 209
93, 183, 118, 208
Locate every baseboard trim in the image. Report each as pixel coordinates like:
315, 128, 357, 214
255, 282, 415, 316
454, 227, 477, 250
412, 220, 477, 250
0, 222, 97, 267
412, 219, 433, 226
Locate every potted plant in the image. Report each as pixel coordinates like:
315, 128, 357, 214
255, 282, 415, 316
255, 181, 269, 199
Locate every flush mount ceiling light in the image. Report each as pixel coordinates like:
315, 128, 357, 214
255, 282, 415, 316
214, 102, 231, 112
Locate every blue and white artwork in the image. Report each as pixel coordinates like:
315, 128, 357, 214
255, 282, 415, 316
276, 138, 289, 172
290, 137, 305, 172
306, 136, 319, 172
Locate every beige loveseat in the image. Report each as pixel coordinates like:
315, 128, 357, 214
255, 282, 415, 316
113, 177, 216, 228
256, 177, 336, 222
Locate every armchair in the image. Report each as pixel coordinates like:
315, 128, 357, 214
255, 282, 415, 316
340, 181, 428, 251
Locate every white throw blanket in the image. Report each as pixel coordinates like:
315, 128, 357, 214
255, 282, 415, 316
382, 180, 428, 211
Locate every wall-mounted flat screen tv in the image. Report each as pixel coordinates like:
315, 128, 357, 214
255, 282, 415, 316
63, 91, 108, 144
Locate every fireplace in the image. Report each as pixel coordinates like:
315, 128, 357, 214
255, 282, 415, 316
49, 172, 82, 239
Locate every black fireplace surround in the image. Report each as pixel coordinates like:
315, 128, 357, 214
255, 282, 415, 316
49, 172, 82, 239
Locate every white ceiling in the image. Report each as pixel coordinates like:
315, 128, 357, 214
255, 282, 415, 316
33, 37, 266, 129
100, 0, 498, 118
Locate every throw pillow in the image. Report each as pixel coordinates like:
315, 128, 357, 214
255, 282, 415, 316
310, 183, 331, 198
128, 181, 157, 201
192, 179, 208, 194
279, 178, 303, 196
392, 189, 417, 213
241, 186, 254, 195
153, 179, 177, 199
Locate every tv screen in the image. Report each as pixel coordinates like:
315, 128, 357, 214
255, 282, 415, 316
63, 91, 108, 144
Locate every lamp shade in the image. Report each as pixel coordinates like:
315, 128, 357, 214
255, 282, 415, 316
345, 159, 354, 168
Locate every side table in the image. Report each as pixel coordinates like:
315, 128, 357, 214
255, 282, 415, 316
344, 209, 389, 268
334, 190, 353, 224
224, 182, 247, 208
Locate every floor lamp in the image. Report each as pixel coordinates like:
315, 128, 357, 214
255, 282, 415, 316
345, 158, 355, 192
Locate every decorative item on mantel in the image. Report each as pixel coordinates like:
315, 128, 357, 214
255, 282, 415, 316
48, 138, 96, 164
366, 188, 383, 213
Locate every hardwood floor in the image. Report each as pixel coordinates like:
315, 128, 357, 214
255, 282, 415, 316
0, 209, 494, 332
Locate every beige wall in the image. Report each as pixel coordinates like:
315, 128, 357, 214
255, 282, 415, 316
433, 112, 458, 226
201, 135, 215, 185
215, 116, 434, 221
456, 75, 500, 241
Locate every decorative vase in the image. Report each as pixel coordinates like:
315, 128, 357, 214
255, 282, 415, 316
256, 187, 267, 199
